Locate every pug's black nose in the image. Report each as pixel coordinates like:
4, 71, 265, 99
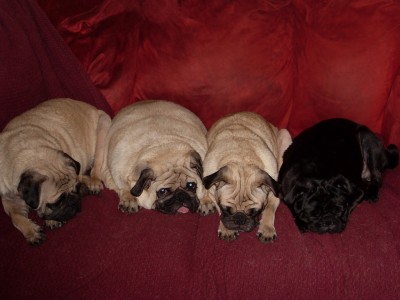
233, 212, 248, 225
174, 189, 188, 201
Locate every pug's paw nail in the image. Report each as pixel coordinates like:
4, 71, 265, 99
118, 203, 140, 214
197, 202, 216, 216
257, 231, 277, 243
218, 230, 239, 241
28, 230, 46, 246
118, 204, 128, 213
45, 220, 64, 230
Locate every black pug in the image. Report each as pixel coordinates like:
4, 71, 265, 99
278, 118, 399, 233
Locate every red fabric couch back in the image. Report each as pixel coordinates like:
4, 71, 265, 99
38, 0, 400, 145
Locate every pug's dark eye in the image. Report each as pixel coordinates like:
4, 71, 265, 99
294, 187, 306, 200
335, 183, 343, 189
157, 188, 171, 198
185, 182, 197, 192
247, 208, 261, 217
328, 175, 349, 193
219, 205, 234, 215
334, 182, 346, 190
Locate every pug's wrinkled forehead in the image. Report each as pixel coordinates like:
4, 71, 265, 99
153, 167, 196, 187
203, 164, 279, 213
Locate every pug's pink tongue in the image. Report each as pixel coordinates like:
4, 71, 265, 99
178, 206, 189, 214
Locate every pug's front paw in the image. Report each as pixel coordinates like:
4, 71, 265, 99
118, 191, 140, 214
25, 222, 45, 246
44, 220, 65, 230
218, 222, 239, 241
197, 199, 216, 216
256, 225, 277, 243
81, 175, 103, 195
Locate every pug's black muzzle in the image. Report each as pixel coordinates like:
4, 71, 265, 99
292, 188, 358, 234
43, 185, 85, 222
221, 211, 259, 232
155, 189, 199, 214
296, 214, 347, 234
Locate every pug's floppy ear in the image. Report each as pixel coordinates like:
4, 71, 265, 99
189, 151, 203, 179
203, 166, 228, 189
130, 168, 155, 197
17, 171, 47, 209
386, 144, 399, 169
357, 126, 399, 176
61, 151, 81, 175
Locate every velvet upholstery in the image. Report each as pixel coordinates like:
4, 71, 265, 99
1, 0, 399, 299
38, 0, 400, 146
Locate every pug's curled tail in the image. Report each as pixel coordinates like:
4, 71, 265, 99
386, 144, 399, 169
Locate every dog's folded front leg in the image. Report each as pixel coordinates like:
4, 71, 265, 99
257, 195, 279, 243
198, 190, 217, 215
2, 195, 45, 245
84, 112, 112, 195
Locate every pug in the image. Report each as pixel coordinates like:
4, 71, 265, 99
278, 118, 399, 234
100, 100, 212, 215
0, 98, 111, 245
202, 112, 292, 243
